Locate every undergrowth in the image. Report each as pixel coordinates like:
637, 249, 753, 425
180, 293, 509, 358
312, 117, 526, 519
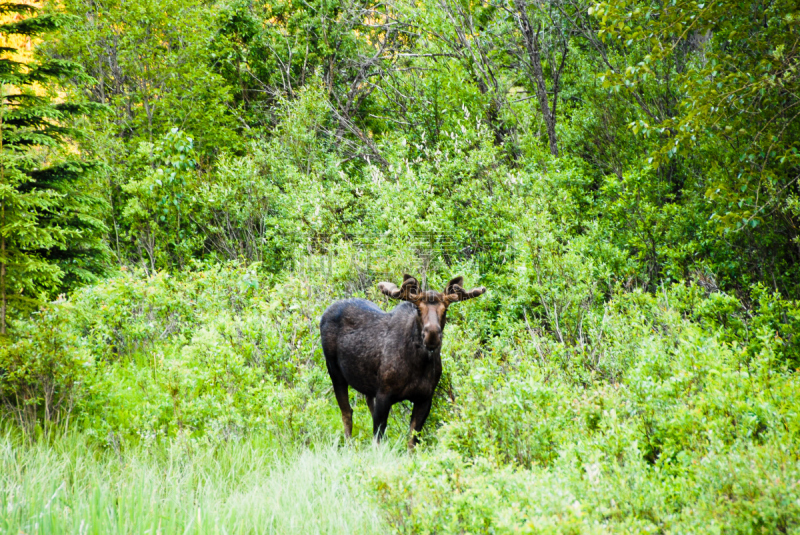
1, 258, 799, 533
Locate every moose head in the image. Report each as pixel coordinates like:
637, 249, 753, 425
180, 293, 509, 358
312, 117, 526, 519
378, 274, 486, 350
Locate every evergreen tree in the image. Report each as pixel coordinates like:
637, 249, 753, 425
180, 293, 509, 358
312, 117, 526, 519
0, 2, 109, 333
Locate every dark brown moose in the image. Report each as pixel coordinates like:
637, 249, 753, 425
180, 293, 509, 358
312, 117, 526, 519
320, 274, 486, 448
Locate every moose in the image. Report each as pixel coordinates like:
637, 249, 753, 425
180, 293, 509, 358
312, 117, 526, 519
320, 274, 486, 448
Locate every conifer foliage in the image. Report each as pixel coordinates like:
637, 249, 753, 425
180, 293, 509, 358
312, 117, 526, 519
0, 2, 108, 333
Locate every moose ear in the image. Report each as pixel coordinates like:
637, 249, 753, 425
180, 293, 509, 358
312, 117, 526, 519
445, 276, 486, 303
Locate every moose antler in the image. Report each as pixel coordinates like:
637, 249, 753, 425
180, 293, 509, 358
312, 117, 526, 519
444, 276, 486, 303
378, 274, 420, 301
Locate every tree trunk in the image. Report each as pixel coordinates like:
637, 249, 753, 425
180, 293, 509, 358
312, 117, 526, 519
513, 0, 559, 156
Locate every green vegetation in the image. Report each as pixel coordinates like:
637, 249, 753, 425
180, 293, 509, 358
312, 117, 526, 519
0, 3, 108, 331
1, 0, 800, 532
0, 432, 392, 534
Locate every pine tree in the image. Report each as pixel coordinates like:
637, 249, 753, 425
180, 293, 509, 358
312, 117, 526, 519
0, 2, 109, 334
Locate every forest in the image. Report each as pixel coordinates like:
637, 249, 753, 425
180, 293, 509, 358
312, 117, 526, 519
0, 0, 799, 532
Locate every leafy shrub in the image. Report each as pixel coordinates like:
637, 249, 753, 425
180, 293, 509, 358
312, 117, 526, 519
0, 303, 92, 435
514, 210, 608, 347
122, 129, 203, 271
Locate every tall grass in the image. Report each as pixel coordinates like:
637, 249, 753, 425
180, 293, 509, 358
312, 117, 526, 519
0, 431, 401, 534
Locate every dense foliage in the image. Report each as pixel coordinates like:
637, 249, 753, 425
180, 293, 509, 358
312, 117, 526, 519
0, 3, 109, 331
40, 0, 800, 293
1, 0, 800, 532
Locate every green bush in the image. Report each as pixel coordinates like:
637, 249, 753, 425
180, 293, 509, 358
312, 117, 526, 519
0, 303, 93, 435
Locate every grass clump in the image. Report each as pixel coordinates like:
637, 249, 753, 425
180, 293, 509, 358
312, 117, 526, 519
0, 431, 397, 534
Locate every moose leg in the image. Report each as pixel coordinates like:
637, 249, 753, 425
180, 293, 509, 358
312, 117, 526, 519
371, 394, 393, 442
366, 396, 375, 415
332, 382, 354, 439
408, 399, 433, 449
325, 361, 354, 439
